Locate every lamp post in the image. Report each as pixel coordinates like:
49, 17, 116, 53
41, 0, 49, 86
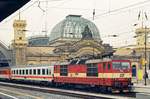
143, 11, 148, 86
134, 11, 148, 85
144, 26, 147, 86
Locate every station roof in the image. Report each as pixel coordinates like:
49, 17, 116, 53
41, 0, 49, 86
0, 0, 30, 22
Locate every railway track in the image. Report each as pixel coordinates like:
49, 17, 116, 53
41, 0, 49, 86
0, 81, 135, 99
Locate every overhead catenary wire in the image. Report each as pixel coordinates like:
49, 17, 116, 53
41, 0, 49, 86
2, 0, 150, 24
2, 1, 38, 24
2, 0, 67, 24
89, 0, 150, 20
1, 0, 150, 47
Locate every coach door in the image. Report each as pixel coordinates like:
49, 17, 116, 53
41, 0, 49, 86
132, 65, 136, 77
102, 62, 111, 85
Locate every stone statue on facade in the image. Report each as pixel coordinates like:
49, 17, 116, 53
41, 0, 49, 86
81, 25, 93, 40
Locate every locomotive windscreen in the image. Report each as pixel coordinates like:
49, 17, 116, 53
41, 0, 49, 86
112, 62, 130, 69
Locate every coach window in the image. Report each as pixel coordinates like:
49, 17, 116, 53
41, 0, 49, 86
46, 69, 48, 75
42, 69, 45, 75
17, 70, 18, 75
21, 70, 22, 75
21, 70, 23, 75
26, 70, 28, 75
33, 69, 36, 75
29, 69, 32, 75
108, 63, 111, 70
23, 70, 25, 75
37, 69, 40, 75
19, 70, 21, 75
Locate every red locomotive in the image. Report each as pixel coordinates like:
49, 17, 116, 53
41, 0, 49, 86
54, 59, 132, 92
0, 58, 133, 92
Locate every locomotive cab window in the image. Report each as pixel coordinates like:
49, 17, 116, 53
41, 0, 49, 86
121, 62, 130, 69
87, 63, 98, 77
112, 62, 130, 70
60, 65, 68, 76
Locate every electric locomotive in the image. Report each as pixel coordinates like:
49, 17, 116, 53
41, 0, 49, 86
54, 58, 133, 92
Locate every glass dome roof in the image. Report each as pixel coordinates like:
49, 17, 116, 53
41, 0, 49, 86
49, 15, 101, 41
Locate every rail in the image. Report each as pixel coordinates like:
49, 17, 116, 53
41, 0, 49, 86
0, 81, 135, 99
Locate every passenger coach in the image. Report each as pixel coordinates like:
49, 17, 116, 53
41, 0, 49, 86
11, 65, 54, 83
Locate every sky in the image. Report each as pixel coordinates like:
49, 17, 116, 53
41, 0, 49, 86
0, 0, 150, 47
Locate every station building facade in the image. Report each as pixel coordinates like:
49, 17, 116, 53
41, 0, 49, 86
11, 15, 113, 66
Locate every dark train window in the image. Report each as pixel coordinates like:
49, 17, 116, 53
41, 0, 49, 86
87, 63, 98, 77
17, 70, 18, 74
22, 70, 25, 75
30, 69, 32, 75
46, 69, 51, 75
60, 65, 68, 76
33, 69, 36, 75
103, 63, 106, 70
46, 69, 49, 75
26, 70, 28, 75
38, 69, 40, 75
42, 69, 45, 75
108, 63, 111, 70
19, 70, 21, 75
